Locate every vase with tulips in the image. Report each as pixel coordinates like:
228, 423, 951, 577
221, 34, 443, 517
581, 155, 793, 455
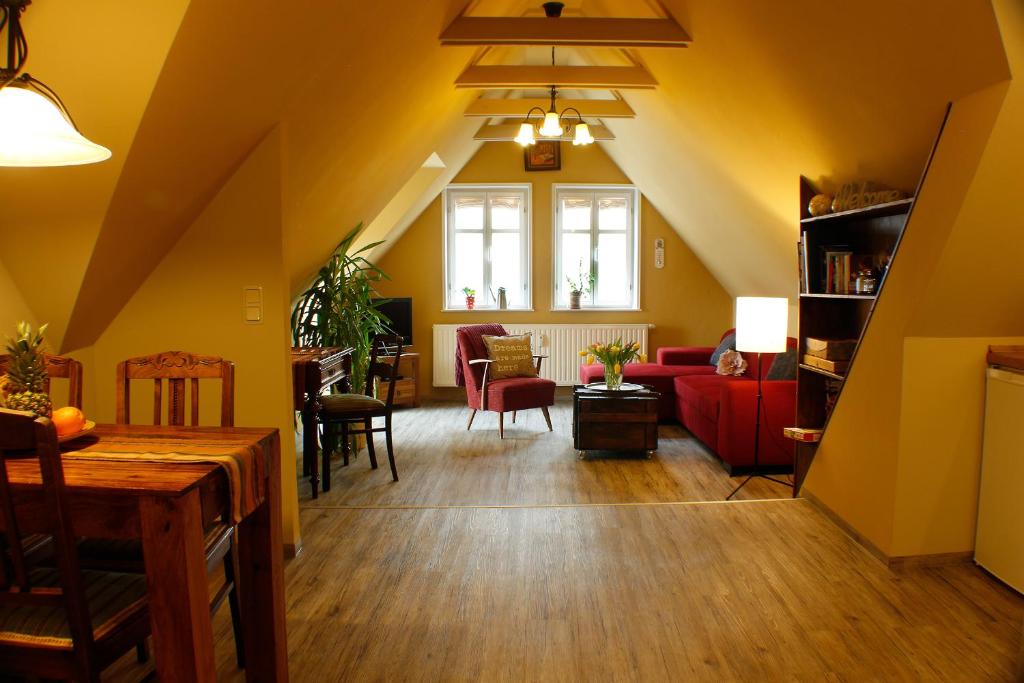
579, 338, 647, 390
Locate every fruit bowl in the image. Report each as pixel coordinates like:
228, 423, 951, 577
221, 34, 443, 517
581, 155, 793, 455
58, 420, 96, 443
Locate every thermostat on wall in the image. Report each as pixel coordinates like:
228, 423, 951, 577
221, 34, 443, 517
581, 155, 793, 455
654, 238, 665, 269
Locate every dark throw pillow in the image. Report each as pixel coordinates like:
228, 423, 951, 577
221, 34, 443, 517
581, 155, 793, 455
709, 332, 736, 366
766, 348, 798, 380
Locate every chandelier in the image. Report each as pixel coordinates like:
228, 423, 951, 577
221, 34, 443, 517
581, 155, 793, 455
0, 0, 111, 166
514, 85, 595, 147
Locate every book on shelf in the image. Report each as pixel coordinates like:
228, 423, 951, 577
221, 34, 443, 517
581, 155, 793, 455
799, 231, 810, 293
823, 249, 853, 294
784, 427, 823, 443
802, 354, 849, 374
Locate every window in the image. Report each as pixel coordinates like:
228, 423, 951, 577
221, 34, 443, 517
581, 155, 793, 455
553, 185, 639, 309
444, 185, 531, 310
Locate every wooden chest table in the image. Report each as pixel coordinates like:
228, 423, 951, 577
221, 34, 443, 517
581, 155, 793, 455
572, 384, 660, 457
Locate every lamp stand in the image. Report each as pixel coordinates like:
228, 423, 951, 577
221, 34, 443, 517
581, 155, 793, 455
726, 352, 793, 501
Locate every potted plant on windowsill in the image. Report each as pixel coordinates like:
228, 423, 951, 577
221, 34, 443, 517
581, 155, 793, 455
565, 264, 595, 310
462, 287, 476, 310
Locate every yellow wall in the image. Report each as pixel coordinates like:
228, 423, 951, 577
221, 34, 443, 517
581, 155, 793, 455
803, 0, 1024, 559
0, 256, 36, 332
74, 129, 303, 549
374, 141, 733, 398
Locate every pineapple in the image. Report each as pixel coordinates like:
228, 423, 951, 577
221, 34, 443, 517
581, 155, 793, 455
2, 322, 52, 418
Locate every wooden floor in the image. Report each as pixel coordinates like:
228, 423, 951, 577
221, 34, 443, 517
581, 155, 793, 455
107, 399, 1024, 681
299, 399, 793, 506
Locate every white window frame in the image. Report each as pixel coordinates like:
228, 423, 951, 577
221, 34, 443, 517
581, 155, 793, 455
443, 183, 533, 311
551, 184, 640, 311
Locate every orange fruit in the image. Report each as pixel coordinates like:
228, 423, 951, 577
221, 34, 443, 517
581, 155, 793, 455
52, 406, 85, 437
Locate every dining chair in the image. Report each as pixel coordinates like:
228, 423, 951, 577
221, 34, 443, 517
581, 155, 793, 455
319, 334, 404, 491
0, 353, 83, 409
79, 351, 244, 667
455, 324, 555, 438
0, 408, 152, 681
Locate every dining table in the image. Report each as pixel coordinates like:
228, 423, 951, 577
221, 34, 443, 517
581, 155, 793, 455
5, 423, 289, 682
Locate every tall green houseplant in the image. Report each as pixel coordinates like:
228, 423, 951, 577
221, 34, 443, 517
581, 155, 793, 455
291, 224, 391, 393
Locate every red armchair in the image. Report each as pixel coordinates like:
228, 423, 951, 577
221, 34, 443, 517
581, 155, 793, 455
456, 324, 556, 439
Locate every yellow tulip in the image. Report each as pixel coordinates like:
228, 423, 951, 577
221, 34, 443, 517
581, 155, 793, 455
613, 363, 621, 374
586, 354, 595, 365
640, 353, 648, 363
578, 349, 588, 357
610, 345, 620, 354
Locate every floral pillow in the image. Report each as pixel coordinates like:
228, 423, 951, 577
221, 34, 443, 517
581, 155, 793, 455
716, 349, 748, 376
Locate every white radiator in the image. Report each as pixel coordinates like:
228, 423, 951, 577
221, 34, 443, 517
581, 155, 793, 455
432, 323, 652, 387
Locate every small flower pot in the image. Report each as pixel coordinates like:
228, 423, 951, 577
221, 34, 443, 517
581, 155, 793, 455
569, 292, 582, 309
466, 296, 475, 310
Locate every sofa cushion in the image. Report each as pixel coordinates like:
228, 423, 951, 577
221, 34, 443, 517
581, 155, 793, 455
674, 374, 751, 422
482, 333, 537, 380
709, 332, 736, 366
766, 348, 798, 380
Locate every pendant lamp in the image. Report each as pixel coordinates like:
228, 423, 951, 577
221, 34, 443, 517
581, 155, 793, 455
0, 0, 110, 167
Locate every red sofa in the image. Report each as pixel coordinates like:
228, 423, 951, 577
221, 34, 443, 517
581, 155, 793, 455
579, 329, 796, 473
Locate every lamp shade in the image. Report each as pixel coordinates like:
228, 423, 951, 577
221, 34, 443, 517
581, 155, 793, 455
0, 86, 110, 167
539, 110, 563, 137
735, 297, 788, 353
514, 122, 535, 146
572, 122, 594, 146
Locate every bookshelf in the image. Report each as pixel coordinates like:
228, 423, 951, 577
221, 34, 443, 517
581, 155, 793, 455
791, 176, 913, 492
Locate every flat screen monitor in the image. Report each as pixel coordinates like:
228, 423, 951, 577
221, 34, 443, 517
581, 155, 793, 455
374, 297, 413, 346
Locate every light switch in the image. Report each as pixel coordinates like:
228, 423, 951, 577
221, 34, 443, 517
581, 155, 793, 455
243, 286, 263, 324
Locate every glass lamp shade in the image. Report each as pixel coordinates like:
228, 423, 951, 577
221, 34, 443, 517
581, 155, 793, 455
514, 122, 536, 146
538, 111, 563, 137
735, 297, 788, 353
572, 122, 595, 146
0, 86, 111, 167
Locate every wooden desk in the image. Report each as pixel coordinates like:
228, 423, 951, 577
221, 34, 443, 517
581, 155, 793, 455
6, 424, 288, 682
292, 347, 352, 497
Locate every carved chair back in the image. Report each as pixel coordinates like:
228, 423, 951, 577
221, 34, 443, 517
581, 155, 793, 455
0, 408, 96, 665
116, 351, 234, 427
0, 354, 83, 409
364, 334, 404, 407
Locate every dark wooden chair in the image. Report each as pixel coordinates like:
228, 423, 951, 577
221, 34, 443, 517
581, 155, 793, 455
455, 324, 555, 439
319, 335, 404, 490
0, 353, 83, 409
0, 408, 152, 681
80, 351, 244, 667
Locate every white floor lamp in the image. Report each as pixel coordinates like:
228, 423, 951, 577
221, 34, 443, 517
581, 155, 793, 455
726, 297, 793, 501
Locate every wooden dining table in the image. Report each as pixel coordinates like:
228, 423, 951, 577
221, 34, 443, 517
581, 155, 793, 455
5, 424, 289, 682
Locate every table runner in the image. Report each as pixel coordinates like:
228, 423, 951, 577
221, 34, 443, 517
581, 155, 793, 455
62, 434, 266, 523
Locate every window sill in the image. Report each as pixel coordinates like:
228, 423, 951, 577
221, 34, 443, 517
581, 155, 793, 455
442, 308, 536, 313
550, 308, 642, 313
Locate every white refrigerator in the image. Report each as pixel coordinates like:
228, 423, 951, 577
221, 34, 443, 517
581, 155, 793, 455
976, 366, 1024, 593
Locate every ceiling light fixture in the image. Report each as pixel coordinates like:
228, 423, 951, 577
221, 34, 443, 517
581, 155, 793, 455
0, 0, 110, 167
514, 85, 594, 147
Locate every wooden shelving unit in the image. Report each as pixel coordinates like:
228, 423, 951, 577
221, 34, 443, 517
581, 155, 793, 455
791, 177, 913, 492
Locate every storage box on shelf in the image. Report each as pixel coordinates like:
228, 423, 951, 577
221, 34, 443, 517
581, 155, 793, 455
790, 176, 914, 491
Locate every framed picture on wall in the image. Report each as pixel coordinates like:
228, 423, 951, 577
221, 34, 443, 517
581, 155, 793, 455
524, 140, 561, 172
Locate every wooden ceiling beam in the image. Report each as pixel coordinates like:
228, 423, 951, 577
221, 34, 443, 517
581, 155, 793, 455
455, 65, 656, 89
464, 98, 635, 118
440, 16, 691, 47
473, 123, 615, 142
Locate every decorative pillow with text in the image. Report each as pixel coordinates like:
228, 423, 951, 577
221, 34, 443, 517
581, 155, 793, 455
482, 334, 538, 380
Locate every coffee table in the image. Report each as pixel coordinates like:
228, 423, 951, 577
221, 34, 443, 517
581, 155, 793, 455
572, 384, 660, 459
